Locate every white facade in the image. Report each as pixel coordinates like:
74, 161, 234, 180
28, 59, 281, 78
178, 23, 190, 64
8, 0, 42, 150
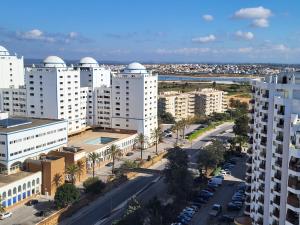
0, 57, 157, 139
0, 171, 41, 208
0, 45, 24, 89
0, 117, 68, 175
247, 70, 300, 225
110, 62, 158, 140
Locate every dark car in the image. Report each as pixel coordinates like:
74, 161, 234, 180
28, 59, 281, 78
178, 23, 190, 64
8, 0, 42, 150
218, 215, 234, 222
26, 199, 39, 206
125, 152, 134, 156
105, 162, 113, 167
227, 202, 242, 211
35, 211, 45, 217
195, 197, 208, 203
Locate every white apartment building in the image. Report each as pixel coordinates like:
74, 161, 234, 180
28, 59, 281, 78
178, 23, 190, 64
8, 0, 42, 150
246, 70, 300, 225
195, 88, 227, 116
0, 113, 68, 175
158, 91, 195, 121
0, 45, 24, 89
110, 62, 158, 140
0, 171, 42, 208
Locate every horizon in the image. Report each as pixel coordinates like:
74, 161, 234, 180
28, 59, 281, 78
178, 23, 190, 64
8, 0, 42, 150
1, 0, 300, 64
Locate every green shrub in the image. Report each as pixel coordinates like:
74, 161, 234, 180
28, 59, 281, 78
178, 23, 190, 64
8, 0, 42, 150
83, 177, 106, 194
54, 183, 80, 209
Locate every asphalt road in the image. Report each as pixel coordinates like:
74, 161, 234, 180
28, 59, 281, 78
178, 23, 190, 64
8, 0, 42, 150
59, 123, 233, 225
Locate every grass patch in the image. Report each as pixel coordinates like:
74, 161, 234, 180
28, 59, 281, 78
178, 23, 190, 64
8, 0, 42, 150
186, 120, 230, 141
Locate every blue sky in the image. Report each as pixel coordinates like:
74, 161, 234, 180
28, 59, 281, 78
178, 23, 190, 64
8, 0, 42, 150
1, 0, 299, 63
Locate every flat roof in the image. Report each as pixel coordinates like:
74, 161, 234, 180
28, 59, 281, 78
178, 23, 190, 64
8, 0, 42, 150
0, 117, 66, 134
68, 129, 136, 153
0, 171, 40, 188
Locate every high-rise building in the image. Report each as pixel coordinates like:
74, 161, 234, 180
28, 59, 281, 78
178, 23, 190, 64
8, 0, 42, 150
110, 62, 158, 140
246, 70, 300, 225
0, 45, 24, 89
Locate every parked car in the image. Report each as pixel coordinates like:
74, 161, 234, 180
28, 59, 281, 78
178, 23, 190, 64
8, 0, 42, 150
125, 152, 134, 156
218, 215, 234, 222
35, 211, 45, 217
209, 204, 222, 216
0, 212, 12, 220
191, 202, 202, 207
189, 205, 199, 211
195, 197, 208, 203
26, 199, 39, 206
105, 162, 113, 167
227, 202, 242, 211
208, 182, 218, 189
213, 175, 224, 180
208, 177, 222, 186
199, 190, 214, 197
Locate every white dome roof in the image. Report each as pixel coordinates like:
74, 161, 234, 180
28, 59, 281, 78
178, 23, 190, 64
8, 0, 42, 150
0, 45, 9, 56
43, 56, 66, 67
124, 62, 147, 73
79, 57, 99, 67
126, 62, 146, 70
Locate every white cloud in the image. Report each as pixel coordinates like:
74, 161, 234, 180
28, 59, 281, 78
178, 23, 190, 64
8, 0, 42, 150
69, 32, 78, 38
192, 34, 216, 43
233, 6, 272, 28
233, 6, 271, 19
18, 29, 55, 42
252, 18, 269, 28
238, 47, 253, 53
202, 14, 214, 22
235, 30, 254, 40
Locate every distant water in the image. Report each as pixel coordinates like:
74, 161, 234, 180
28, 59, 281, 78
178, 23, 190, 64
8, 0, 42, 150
158, 75, 252, 84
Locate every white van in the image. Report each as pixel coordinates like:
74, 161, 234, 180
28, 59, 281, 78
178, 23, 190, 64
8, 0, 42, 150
0, 212, 12, 220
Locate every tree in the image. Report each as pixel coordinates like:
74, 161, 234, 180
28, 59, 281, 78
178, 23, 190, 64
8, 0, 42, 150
65, 164, 79, 185
212, 81, 217, 88
163, 147, 192, 202
172, 121, 183, 145
88, 152, 101, 178
158, 111, 175, 124
108, 144, 122, 174
76, 160, 85, 182
52, 173, 63, 189
146, 197, 163, 225
83, 177, 106, 194
136, 133, 147, 160
233, 114, 249, 137
197, 140, 226, 176
151, 127, 163, 155
54, 183, 80, 209
180, 118, 191, 140
0, 196, 5, 213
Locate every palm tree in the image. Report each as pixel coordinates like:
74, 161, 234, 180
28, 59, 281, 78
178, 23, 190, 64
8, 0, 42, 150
76, 160, 85, 182
180, 118, 190, 140
88, 152, 101, 178
52, 173, 63, 189
151, 127, 162, 155
108, 144, 122, 174
65, 164, 79, 185
172, 121, 183, 145
136, 133, 147, 160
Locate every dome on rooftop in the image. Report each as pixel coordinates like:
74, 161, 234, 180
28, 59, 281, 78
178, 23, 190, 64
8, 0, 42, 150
124, 62, 147, 73
43, 56, 66, 68
79, 57, 99, 67
0, 45, 9, 56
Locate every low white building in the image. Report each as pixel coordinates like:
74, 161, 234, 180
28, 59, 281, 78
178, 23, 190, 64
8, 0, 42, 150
0, 171, 41, 208
0, 113, 68, 175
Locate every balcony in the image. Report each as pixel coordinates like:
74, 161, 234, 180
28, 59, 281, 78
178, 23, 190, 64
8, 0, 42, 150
258, 206, 264, 215
245, 186, 251, 194
272, 220, 279, 225
248, 109, 254, 114
249, 99, 255, 104
257, 218, 263, 225
262, 92, 269, 98
277, 109, 285, 116
250, 119, 254, 124
258, 196, 264, 205
276, 134, 283, 142
247, 148, 253, 154
274, 171, 282, 180
274, 195, 280, 206
262, 105, 268, 110
246, 167, 252, 175
259, 173, 265, 181
260, 151, 266, 158
248, 138, 253, 145
246, 157, 252, 165
258, 184, 265, 193
259, 162, 266, 170
289, 158, 300, 173
262, 117, 268, 123
274, 183, 281, 193
244, 205, 250, 215
260, 140, 267, 147
273, 208, 280, 219
288, 176, 300, 190
287, 192, 300, 208
246, 176, 251, 184
261, 129, 267, 134
275, 146, 283, 155
277, 123, 284, 129
275, 158, 282, 168
286, 209, 299, 225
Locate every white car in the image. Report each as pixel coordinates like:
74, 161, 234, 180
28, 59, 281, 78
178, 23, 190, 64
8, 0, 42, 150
0, 211, 12, 220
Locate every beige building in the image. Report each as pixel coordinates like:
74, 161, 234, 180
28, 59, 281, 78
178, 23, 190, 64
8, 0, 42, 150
195, 88, 228, 116
158, 89, 227, 120
158, 91, 195, 121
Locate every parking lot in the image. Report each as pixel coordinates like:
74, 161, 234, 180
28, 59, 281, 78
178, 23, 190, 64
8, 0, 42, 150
190, 155, 247, 225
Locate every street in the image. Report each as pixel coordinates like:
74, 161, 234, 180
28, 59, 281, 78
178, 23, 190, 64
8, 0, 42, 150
58, 123, 233, 225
